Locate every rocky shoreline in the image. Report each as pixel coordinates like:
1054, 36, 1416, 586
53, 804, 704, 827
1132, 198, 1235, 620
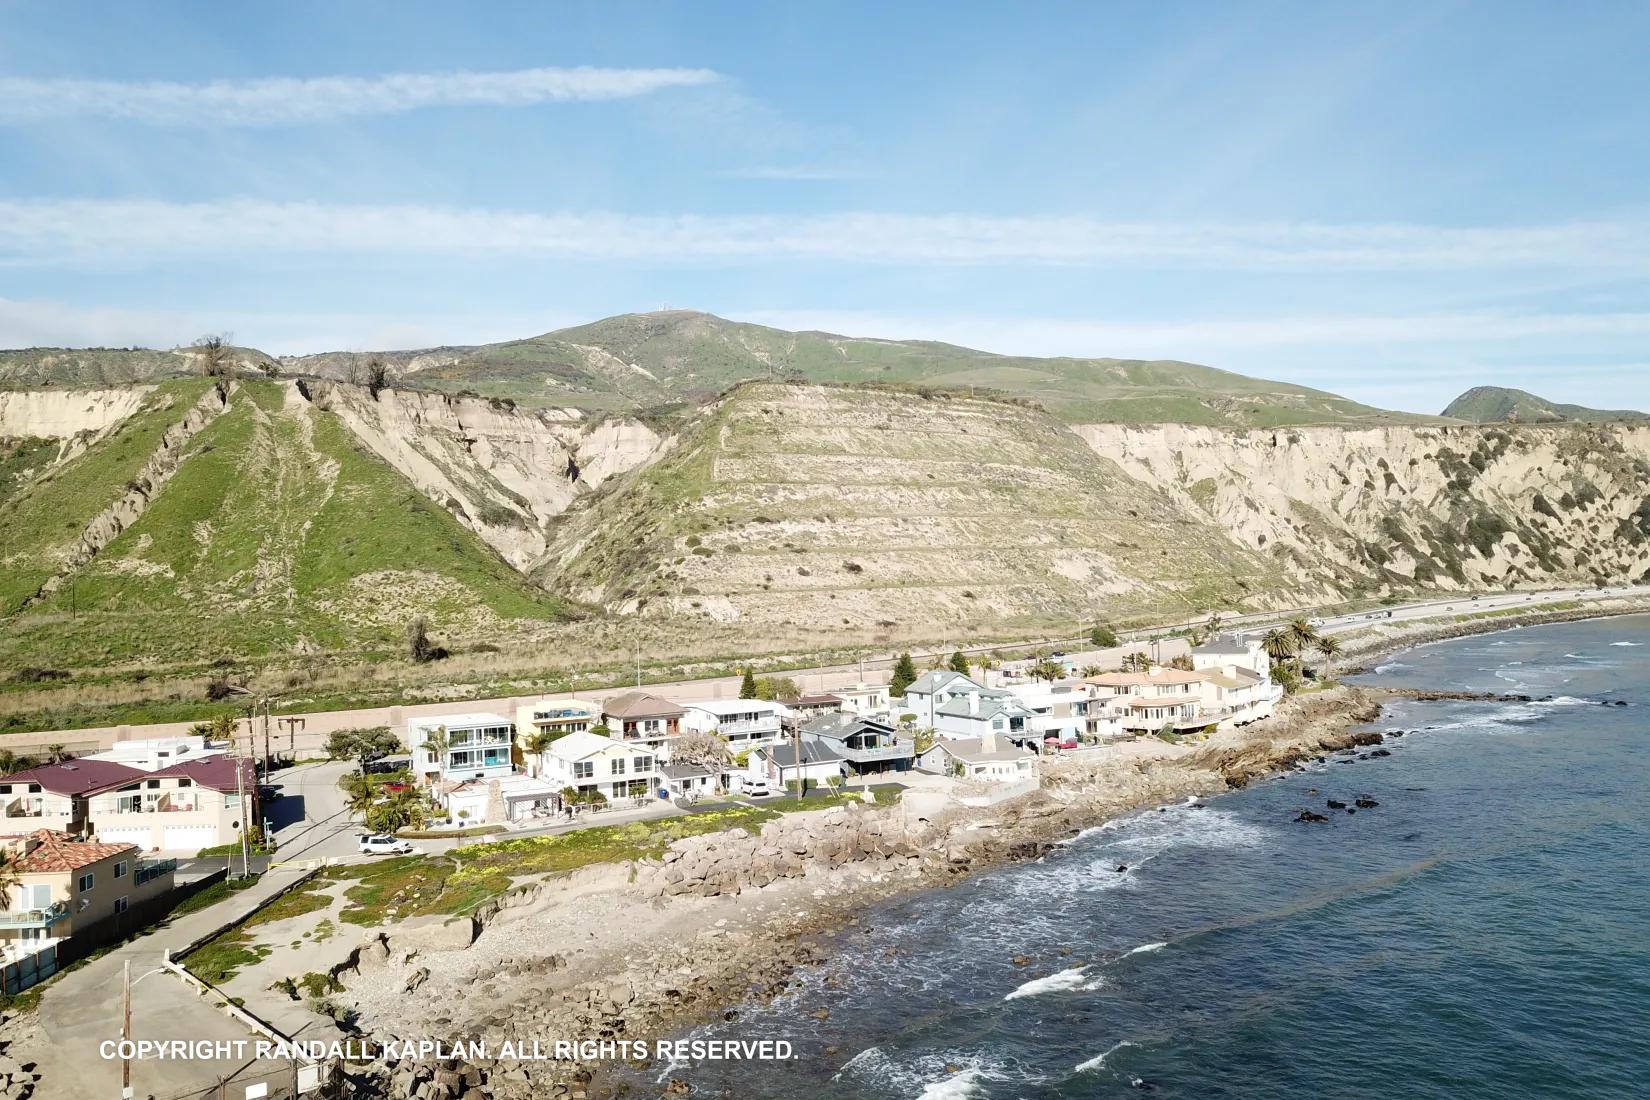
316, 685, 1396, 1100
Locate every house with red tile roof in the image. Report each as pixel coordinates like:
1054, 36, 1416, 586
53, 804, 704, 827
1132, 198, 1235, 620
1, 829, 175, 974
0, 753, 256, 855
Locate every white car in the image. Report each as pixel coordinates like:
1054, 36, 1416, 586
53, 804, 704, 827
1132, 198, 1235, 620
358, 833, 416, 856
743, 780, 772, 798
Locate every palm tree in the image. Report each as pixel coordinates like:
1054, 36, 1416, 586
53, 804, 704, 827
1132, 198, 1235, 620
1120, 651, 1153, 673
45, 744, 70, 764
522, 730, 557, 777
1314, 635, 1343, 681
0, 847, 21, 908
417, 725, 450, 781
1262, 627, 1296, 669
1288, 618, 1320, 678
337, 771, 375, 819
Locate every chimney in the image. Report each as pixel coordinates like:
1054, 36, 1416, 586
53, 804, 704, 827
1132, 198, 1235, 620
982, 729, 999, 753
969, 694, 979, 715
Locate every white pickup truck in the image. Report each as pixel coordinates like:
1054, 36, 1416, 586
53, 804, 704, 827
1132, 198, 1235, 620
357, 833, 416, 856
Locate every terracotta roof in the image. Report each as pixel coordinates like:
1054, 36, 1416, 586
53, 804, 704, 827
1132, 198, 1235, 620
601, 692, 684, 719
11, 829, 137, 873
0, 759, 146, 798
151, 755, 255, 793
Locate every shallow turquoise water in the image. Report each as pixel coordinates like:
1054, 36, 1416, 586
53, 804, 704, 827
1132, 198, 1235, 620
652, 615, 1650, 1099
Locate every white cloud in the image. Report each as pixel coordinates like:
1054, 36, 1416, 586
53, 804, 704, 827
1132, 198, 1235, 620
0, 297, 570, 356
2, 198, 1647, 272
0, 67, 721, 126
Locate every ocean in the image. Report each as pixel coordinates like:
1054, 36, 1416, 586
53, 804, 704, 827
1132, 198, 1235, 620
646, 615, 1650, 1099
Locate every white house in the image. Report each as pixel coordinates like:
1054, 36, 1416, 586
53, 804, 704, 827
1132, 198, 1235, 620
441, 773, 564, 825
1190, 633, 1280, 725
751, 740, 844, 789
539, 731, 662, 804
915, 731, 1039, 782
409, 713, 515, 785
834, 683, 891, 717
680, 698, 792, 751
900, 670, 983, 727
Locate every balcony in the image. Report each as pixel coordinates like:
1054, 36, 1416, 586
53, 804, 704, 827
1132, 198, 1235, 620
0, 901, 69, 930
830, 740, 914, 764
135, 858, 176, 886
716, 718, 782, 736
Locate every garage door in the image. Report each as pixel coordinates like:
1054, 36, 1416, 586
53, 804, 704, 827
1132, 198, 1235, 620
96, 826, 154, 850
161, 825, 218, 853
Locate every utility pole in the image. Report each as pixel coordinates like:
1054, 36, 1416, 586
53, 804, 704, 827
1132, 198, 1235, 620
789, 717, 803, 804
234, 712, 252, 879
278, 715, 305, 761
122, 960, 132, 1100
261, 698, 272, 779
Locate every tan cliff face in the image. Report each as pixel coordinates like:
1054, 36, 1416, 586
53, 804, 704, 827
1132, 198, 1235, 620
302, 381, 669, 568
1075, 422, 1650, 592
0, 385, 154, 440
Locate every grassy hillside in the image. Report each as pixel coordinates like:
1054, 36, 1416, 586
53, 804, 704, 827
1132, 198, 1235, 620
537, 382, 1296, 647
1443, 385, 1649, 424
318, 310, 1423, 426
0, 380, 573, 673
0, 346, 276, 387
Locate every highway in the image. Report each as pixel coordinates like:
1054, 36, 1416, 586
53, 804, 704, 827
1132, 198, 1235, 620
9, 585, 1647, 759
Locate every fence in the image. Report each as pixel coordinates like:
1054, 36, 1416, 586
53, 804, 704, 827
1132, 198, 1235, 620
0, 942, 57, 995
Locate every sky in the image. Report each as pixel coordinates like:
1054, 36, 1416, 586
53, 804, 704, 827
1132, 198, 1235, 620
1, 0, 1648, 415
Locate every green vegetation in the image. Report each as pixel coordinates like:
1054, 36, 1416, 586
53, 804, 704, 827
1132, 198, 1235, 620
0, 379, 572, 673
1443, 385, 1649, 424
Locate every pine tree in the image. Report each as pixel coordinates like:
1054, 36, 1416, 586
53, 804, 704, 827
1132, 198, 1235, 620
739, 667, 759, 699
948, 650, 970, 674
890, 652, 919, 697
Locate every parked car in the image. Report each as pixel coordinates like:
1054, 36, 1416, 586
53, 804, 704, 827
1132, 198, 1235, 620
743, 780, 772, 798
257, 785, 282, 801
358, 833, 415, 856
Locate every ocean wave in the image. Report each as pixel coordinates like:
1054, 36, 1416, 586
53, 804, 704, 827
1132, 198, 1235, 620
916, 1068, 988, 1100
1373, 661, 1408, 675
1120, 941, 1167, 958
1075, 1040, 1136, 1073
1004, 966, 1101, 1000
1103, 805, 1271, 854
834, 1049, 1025, 1098
1610, 641, 1643, 647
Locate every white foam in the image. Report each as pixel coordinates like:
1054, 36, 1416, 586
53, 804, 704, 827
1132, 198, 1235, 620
1610, 641, 1643, 647
1004, 966, 1103, 1000
1075, 1040, 1136, 1073
916, 1068, 986, 1100
1120, 941, 1166, 958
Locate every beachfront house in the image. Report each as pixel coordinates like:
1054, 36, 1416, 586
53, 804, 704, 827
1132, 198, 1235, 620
834, 683, 892, 717
801, 714, 913, 778
1084, 668, 1220, 736
900, 670, 984, 727
600, 692, 684, 755
680, 698, 792, 751
512, 698, 603, 769
915, 730, 1040, 782
0, 754, 256, 855
1, 830, 176, 991
409, 713, 515, 785
538, 730, 662, 805
751, 740, 844, 790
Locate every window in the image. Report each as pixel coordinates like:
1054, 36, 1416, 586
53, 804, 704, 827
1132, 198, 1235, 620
634, 755, 653, 773
77, 872, 94, 892
115, 897, 128, 914
114, 860, 128, 879
19, 884, 51, 910
610, 758, 627, 776
573, 761, 594, 780
146, 779, 160, 789
177, 778, 192, 788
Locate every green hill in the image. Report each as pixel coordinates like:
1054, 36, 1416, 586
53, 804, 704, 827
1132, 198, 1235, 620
0, 379, 572, 674
1442, 386, 1649, 424
340, 310, 1423, 426
5, 311, 1426, 427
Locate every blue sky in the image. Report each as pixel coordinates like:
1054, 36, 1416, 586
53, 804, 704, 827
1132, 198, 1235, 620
2, 0, 1648, 414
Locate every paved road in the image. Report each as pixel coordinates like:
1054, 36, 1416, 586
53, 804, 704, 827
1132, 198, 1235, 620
27, 865, 317, 1100
13, 586, 1647, 760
